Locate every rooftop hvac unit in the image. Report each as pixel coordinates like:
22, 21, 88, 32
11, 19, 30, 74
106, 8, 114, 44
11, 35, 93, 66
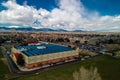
37, 46, 46, 49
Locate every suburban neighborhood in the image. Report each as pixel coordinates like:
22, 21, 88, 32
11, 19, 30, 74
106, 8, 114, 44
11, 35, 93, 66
0, 0, 120, 80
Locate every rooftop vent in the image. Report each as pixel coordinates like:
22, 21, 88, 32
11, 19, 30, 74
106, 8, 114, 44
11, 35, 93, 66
37, 46, 46, 49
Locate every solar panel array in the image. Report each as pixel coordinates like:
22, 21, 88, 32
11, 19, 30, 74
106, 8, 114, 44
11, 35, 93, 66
16, 43, 73, 56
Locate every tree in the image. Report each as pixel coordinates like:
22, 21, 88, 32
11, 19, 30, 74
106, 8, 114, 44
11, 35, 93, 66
56, 37, 64, 42
75, 40, 80, 44
108, 39, 113, 44
73, 66, 102, 80
65, 38, 70, 42
47, 38, 50, 42
17, 54, 25, 66
84, 41, 88, 44
95, 40, 100, 46
50, 39, 55, 42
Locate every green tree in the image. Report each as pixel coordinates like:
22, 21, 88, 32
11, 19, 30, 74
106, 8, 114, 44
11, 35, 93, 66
17, 54, 25, 66
75, 40, 80, 44
95, 40, 101, 46
84, 41, 88, 44
65, 38, 70, 42
56, 37, 64, 42
108, 39, 113, 44
73, 66, 102, 80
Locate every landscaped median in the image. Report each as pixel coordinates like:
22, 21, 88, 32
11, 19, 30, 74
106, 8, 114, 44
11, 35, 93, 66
79, 49, 97, 58
104, 44, 120, 57
114, 51, 120, 58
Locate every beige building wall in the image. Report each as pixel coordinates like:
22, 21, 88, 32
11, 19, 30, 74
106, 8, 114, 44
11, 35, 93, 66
11, 47, 79, 65
26, 50, 79, 64
11, 47, 21, 54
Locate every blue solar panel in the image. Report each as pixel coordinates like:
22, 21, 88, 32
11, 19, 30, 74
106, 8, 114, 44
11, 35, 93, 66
17, 43, 73, 56
23, 51, 32, 56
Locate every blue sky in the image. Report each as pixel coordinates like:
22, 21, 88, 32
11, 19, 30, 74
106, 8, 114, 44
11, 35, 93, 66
0, 0, 119, 16
81, 0, 120, 16
19, 0, 58, 11
0, 0, 120, 32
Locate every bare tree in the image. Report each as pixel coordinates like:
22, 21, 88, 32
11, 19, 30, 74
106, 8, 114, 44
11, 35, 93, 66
73, 66, 102, 80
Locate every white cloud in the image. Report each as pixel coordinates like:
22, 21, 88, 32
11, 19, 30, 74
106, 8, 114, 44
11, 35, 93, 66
8, 25, 20, 28
0, 0, 36, 26
0, 0, 120, 32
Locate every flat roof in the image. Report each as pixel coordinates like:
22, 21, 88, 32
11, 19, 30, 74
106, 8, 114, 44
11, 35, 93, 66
15, 43, 74, 56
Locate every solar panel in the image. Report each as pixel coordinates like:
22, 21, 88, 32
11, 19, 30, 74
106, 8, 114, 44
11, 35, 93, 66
17, 43, 73, 56
30, 50, 38, 56
23, 51, 31, 56
32, 50, 39, 55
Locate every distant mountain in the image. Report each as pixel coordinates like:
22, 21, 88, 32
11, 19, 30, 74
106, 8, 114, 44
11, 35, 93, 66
55, 29, 68, 32
35, 28, 56, 32
0, 27, 67, 32
73, 29, 85, 32
0, 27, 34, 31
0, 27, 85, 32
0, 27, 12, 30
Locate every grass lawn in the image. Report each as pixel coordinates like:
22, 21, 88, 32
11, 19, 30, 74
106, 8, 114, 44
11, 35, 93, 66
0, 48, 10, 79
1, 46, 120, 80
0, 58, 11, 80
0, 48, 18, 80
13, 55, 120, 80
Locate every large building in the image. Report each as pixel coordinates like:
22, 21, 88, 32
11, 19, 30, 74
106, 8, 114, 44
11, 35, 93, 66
11, 43, 79, 69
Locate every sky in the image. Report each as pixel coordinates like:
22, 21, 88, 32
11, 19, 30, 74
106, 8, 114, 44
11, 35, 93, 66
0, 0, 120, 32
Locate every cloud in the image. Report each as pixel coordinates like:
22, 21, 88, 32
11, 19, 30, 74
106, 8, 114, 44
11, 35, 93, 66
0, 0, 37, 26
0, 0, 120, 32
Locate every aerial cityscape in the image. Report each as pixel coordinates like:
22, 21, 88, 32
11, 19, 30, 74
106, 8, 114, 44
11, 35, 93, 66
0, 0, 120, 80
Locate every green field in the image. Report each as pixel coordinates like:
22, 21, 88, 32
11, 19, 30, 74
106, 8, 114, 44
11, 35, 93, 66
0, 48, 11, 80
0, 47, 120, 80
